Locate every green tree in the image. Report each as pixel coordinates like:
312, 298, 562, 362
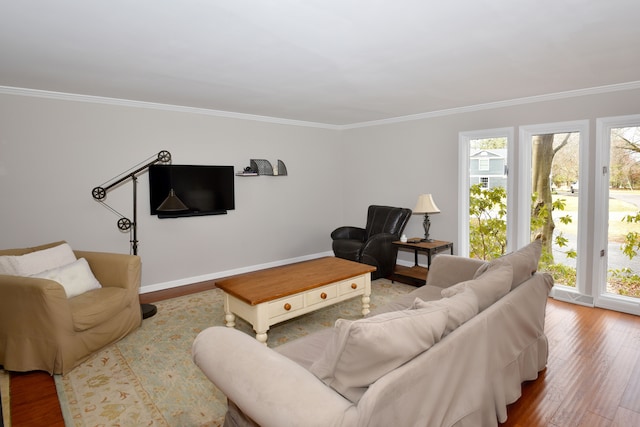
468, 184, 506, 260
531, 133, 571, 260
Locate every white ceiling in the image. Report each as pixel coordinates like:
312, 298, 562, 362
1, 0, 639, 126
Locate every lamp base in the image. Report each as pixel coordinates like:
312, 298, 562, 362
420, 238, 435, 243
141, 303, 157, 319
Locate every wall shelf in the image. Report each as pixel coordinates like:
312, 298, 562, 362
237, 159, 288, 176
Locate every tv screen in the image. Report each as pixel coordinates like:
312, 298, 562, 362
148, 165, 235, 217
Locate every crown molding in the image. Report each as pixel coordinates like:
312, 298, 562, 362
0, 85, 342, 130
341, 80, 640, 130
2, 80, 639, 131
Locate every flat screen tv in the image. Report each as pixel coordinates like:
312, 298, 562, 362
148, 164, 235, 218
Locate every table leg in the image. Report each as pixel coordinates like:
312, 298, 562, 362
254, 308, 269, 346
225, 312, 236, 328
255, 330, 268, 346
361, 275, 371, 316
361, 293, 370, 316
223, 294, 236, 328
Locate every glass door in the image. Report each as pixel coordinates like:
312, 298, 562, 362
596, 116, 640, 314
520, 121, 590, 302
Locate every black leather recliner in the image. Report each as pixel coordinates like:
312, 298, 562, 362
331, 205, 412, 280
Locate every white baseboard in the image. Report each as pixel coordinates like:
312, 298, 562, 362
550, 285, 595, 307
139, 251, 334, 294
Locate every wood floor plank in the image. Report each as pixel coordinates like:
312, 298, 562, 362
612, 407, 640, 427
577, 411, 612, 427
10, 371, 64, 426
619, 350, 640, 413
588, 340, 639, 420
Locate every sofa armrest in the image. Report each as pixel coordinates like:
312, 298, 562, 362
0, 275, 74, 372
193, 327, 354, 427
425, 254, 488, 288
331, 226, 366, 241
74, 250, 141, 291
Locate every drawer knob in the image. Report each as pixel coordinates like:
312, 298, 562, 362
351, 283, 358, 289
284, 303, 291, 311
321, 292, 327, 299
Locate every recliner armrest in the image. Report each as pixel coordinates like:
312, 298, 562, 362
0, 275, 74, 372
74, 250, 141, 291
331, 226, 366, 241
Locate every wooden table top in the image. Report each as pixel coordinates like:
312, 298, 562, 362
215, 257, 376, 305
392, 239, 452, 250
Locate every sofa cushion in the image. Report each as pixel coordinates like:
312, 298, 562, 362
309, 305, 448, 403
31, 258, 101, 298
366, 284, 443, 317
412, 288, 479, 335
441, 264, 513, 311
425, 254, 488, 288
69, 286, 129, 331
473, 239, 542, 290
0, 243, 76, 276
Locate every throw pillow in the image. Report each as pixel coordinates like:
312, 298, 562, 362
309, 305, 448, 403
473, 239, 542, 290
0, 256, 19, 275
425, 254, 488, 288
441, 264, 513, 311
0, 243, 77, 276
31, 258, 101, 299
412, 290, 479, 336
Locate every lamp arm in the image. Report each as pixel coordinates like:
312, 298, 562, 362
92, 150, 171, 200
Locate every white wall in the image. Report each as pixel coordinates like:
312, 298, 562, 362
0, 94, 344, 289
1, 87, 639, 290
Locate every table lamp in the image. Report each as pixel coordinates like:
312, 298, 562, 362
413, 194, 440, 242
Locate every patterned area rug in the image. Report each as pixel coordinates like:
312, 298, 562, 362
54, 279, 415, 426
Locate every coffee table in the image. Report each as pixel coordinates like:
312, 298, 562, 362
215, 257, 376, 345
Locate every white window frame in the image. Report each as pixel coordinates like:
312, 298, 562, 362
519, 120, 591, 305
594, 114, 640, 315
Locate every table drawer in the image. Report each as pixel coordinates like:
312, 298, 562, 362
268, 294, 304, 318
338, 276, 366, 296
306, 285, 338, 306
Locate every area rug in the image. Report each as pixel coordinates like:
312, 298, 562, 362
54, 279, 415, 426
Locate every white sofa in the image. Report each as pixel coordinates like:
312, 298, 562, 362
193, 240, 552, 427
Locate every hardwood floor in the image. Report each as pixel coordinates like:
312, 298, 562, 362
9, 372, 63, 427
501, 299, 640, 426
7, 284, 640, 426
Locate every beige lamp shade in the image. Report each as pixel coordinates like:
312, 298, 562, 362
413, 194, 440, 214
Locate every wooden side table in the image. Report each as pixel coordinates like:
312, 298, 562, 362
390, 240, 454, 286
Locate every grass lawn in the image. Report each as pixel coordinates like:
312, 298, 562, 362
550, 190, 640, 297
553, 192, 640, 242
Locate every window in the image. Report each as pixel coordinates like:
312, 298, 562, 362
519, 120, 590, 304
459, 128, 514, 258
595, 115, 640, 315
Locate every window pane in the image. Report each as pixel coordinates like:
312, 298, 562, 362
532, 132, 580, 287
469, 138, 508, 260
606, 126, 640, 298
